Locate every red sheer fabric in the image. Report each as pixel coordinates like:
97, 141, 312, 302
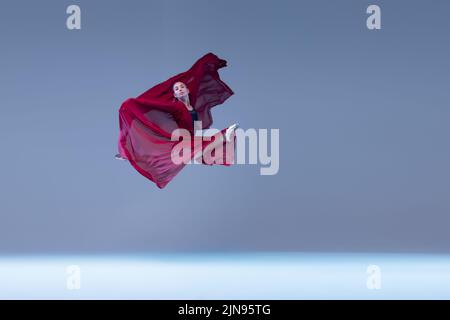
117, 53, 235, 188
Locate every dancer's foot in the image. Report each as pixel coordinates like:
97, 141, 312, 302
115, 153, 127, 161
225, 123, 239, 142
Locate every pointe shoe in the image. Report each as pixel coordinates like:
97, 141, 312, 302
225, 123, 239, 142
114, 153, 127, 161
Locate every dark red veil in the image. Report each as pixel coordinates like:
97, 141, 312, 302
117, 52, 235, 188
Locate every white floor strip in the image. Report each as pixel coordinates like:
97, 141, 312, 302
0, 253, 449, 299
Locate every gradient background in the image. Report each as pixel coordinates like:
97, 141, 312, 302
1, 0, 449, 254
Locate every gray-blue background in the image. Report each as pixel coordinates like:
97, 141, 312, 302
1, 0, 449, 253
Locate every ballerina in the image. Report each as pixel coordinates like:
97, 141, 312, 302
171, 81, 239, 164
116, 81, 238, 163
115, 53, 239, 188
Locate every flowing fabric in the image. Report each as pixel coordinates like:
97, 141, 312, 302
117, 52, 235, 189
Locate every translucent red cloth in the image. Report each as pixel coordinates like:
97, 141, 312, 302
117, 53, 235, 188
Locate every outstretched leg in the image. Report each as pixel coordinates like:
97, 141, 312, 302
194, 124, 238, 164
197, 134, 225, 164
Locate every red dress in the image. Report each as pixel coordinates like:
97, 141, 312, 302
117, 53, 236, 189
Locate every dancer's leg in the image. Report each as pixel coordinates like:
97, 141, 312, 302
195, 130, 237, 164
193, 123, 238, 164
194, 133, 225, 164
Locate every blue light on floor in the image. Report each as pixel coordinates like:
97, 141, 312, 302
0, 253, 449, 299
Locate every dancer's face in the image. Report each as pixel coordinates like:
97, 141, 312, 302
173, 82, 189, 99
